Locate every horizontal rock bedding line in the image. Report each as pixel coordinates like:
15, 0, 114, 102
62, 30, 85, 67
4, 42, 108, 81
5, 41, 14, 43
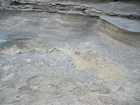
0, 1, 140, 19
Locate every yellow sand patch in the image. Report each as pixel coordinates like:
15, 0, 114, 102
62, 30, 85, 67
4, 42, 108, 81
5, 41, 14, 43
57, 47, 127, 81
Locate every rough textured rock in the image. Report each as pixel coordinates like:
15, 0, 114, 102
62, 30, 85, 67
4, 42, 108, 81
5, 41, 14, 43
0, 0, 140, 105
0, 0, 139, 6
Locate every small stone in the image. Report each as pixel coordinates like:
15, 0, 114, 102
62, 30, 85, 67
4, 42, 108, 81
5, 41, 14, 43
15, 96, 20, 99
48, 48, 56, 53
26, 59, 31, 63
51, 3, 56, 6
95, 63, 98, 65
108, 12, 115, 16
14, 50, 21, 54
75, 51, 80, 55
102, 65, 105, 68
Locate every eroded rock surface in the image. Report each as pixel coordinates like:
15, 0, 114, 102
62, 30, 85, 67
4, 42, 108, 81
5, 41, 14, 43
0, 0, 140, 105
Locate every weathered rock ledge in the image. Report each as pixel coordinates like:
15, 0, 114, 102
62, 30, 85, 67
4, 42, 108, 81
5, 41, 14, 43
1, 0, 140, 47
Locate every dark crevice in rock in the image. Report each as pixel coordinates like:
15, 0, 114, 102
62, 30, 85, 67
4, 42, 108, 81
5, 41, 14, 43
10, 1, 21, 5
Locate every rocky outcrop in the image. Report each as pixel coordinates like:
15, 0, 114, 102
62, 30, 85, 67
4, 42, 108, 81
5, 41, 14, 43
0, 0, 139, 6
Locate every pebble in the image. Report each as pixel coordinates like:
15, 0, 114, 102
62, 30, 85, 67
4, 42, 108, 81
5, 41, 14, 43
75, 51, 80, 55
26, 59, 31, 63
14, 50, 21, 54
48, 48, 56, 53
102, 65, 105, 68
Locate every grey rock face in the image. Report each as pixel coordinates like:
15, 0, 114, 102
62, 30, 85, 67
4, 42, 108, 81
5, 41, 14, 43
0, 0, 140, 105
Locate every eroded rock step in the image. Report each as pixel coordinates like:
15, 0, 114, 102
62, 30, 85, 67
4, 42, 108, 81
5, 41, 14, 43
1, 1, 140, 19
